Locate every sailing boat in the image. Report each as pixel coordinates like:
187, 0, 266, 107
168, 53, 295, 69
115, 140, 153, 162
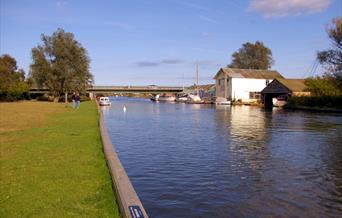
186, 63, 202, 103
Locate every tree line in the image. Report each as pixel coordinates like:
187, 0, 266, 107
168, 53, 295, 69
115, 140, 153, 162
0, 29, 92, 102
0, 55, 30, 101
1, 17, 341, 102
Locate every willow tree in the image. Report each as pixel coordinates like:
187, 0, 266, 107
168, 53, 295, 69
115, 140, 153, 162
228, 41, 274, 70
30, 28, 93, 102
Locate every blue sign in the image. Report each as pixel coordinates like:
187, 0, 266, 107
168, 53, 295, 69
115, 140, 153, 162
129, 205, 144, 218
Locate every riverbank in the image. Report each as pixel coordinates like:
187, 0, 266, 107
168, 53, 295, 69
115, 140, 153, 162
284, 96, 342, 112
284, 105, 342, 113
0, 101, 120, 217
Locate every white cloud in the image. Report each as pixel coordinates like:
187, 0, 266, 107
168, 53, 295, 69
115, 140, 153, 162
248, 0, 332, 18
177, 0, 208, 11
199, 15, 218, 23
56, 1, 67, 8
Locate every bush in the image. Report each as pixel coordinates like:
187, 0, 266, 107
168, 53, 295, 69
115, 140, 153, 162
286, 96, 342, 109
57, 94, 90, 102
0, 54, 30, 102
37, 94, 51, 102
0, 82, 30, 101
80, 95, 90, 102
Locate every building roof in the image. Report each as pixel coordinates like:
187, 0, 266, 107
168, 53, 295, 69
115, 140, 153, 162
261, 78, 307, 94
276, 78, 307, 92
214, 68, 284, 79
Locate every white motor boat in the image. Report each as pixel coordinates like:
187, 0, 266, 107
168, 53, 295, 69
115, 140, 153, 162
150, 94, 159, 102
272, 96, 287, 107
99, 97, 111, 106
159, 95, 176, 102
215, 97, 231, 105
150, 94, 176, 102
186, 94, 202, 103
216, 101, 231, 105
176, 94, 188, 103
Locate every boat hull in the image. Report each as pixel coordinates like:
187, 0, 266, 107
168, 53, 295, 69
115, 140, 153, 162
150, 94, 176, 102
186, 94, 202, 103
215, 101, 231, 105
99, 102, 111, 106
158, 96, 176, 102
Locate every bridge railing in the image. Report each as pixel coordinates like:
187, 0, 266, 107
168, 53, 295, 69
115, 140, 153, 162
89, 86, 183, 90
29, 86, 185, 93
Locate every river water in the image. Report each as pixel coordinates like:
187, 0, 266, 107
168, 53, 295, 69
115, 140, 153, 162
102, 97, 342, 218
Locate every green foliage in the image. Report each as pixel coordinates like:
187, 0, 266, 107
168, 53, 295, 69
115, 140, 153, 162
286, 96, 342, 109
317, 17, 342, 89
0, 101, 120, 217
305, 75, 341, 96
57, 94, 90, 102
0, 54, 30, 101
304, 17, 342, 103
30, 28, 93, 100
228, 41, 274, 70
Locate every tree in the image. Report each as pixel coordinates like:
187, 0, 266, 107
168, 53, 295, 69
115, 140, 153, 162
305, 75, 341, 96
0, 54, 29, 101
30, 28, 93, 102
317, 17, 342, 92
228, 41, 274, 70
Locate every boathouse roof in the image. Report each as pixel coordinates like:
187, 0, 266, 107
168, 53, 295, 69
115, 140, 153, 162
214, 68, 284, 80
276, 79, 307, 92
261, 78, 307, 94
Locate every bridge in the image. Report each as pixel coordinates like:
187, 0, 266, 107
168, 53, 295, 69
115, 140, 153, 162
29, 85, 185, 94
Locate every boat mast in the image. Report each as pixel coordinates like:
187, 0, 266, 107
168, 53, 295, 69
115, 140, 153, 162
196, 62, 199, 95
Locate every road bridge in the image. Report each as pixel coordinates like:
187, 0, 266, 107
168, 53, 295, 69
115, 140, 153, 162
29, 85, 184, 94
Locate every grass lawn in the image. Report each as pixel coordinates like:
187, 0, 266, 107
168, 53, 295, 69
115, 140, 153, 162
0, 101, 120, 217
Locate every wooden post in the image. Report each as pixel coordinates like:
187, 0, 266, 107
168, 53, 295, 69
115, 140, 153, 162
224, 73, 227, 99
64, 92, 68, 104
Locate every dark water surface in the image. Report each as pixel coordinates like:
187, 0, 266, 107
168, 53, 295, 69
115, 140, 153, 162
103, 97, 342, 218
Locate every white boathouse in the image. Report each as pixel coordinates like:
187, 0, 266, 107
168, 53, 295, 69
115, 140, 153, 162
214, 68, 284, 103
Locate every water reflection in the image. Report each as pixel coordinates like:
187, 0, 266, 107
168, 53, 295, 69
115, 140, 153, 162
104, 97, 342, 218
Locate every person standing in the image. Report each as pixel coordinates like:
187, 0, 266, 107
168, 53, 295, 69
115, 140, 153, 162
71, 92, 76, 109
75, 93, 81, 109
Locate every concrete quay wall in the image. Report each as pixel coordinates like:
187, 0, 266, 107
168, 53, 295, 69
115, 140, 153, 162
98, 105, 148, 218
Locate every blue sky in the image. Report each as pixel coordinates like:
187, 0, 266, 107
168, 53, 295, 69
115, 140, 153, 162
1, 0, 340, 85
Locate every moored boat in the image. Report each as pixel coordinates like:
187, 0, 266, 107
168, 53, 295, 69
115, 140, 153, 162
186, 94, 202, 103
176, 94, 188, 103
159, 94, 176, 102
150, 94, 176, 102
272, 96, 287, 107
99, 97, 111, 106
215, 97, 231, 105
150, 94, 159, 102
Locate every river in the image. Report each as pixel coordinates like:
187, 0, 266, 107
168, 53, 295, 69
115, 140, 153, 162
102, 97, 342, 218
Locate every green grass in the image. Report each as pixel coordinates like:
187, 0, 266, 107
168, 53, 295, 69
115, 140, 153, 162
0, 101, 120, 217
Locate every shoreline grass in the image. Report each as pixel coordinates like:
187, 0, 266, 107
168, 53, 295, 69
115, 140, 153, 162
285, 96, 342, 110
0, 101, 120, 217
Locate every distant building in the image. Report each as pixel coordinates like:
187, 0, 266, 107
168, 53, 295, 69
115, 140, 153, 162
213, 68, 284, 102
261, 78, 310, 107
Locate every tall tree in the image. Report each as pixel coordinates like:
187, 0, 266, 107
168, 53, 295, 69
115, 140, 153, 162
317, 17, 342, 91
228, 41, 274, 70
30, 28, 93, 102
0, 54, 29, 101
